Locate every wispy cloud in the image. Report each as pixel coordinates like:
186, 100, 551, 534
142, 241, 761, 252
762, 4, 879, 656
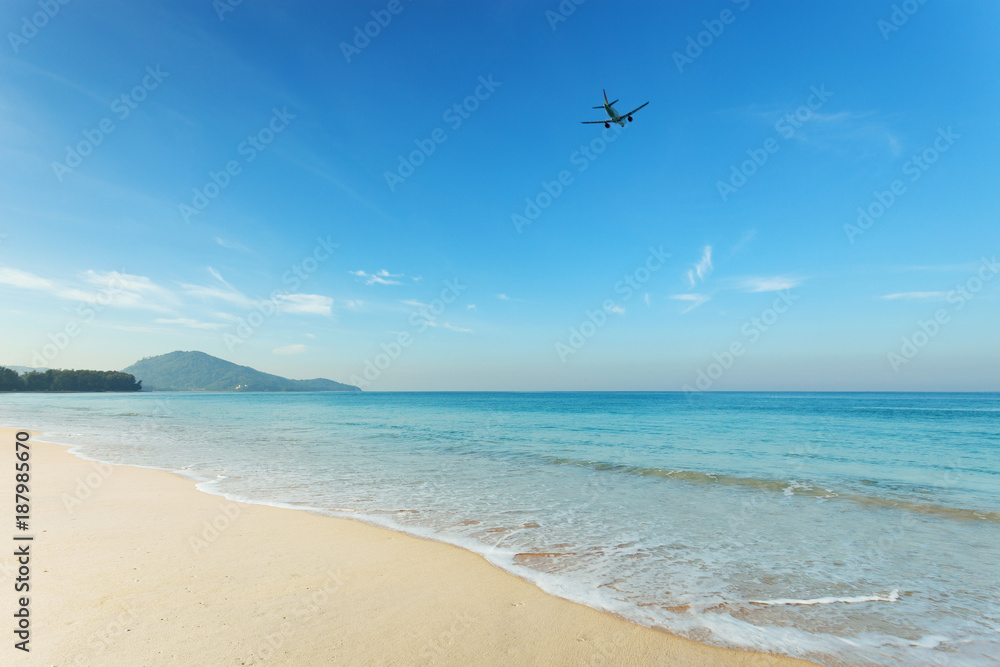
0, 267, 55, 292
729, 229, 756, 258
183, 268, 332, 316
154, 317, 225, 330
214, 236, 251, 252
350, 269, 404, 286
496, 293, 510, 301
181, 267, 253, 307
739, 276, 802, 293
443, 323, 473, 333
275, 294, 332, 316
671, 293, 710, 314
879, 291, 949, 301
890, 262, 983, 273
686, 246, 713, 287
0, 266, 176, 311
273, 343, 306, 355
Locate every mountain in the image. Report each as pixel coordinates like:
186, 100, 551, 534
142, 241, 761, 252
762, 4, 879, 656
122, 351, 361, 392
5, 366, 49, 374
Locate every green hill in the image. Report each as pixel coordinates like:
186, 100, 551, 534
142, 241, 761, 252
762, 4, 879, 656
122, 351, 361, 392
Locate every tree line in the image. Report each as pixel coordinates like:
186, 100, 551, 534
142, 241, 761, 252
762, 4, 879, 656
0, 368, 142, 392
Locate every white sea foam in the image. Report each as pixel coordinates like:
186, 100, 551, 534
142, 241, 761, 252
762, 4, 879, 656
750, 590, 900, 606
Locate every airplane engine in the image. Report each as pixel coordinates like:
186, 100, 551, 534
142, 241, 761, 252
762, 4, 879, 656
604, 122, 610, 128
627, 116, 633, 122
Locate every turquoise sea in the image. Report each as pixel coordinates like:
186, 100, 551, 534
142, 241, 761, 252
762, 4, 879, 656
3, 391, 998, 665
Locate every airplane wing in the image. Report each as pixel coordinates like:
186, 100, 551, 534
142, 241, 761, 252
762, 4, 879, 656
580, 120, 612, 124
621, 101, 649, 117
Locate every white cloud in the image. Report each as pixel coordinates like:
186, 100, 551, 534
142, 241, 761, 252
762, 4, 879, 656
273, 344, 306, 355
729, 229, 757, 257
466, 304, 476, 310
181, 267, 253, 307
879, 291, 949, 301
275, 293, 332, 316
0, 267, 55, 291
606, 303, 625, 315
696, 246, 713, 281
180, 283, 252, 307
81, 270, 177, 310
739, 276, 801, 292
214, 236, 250, 252
154, 317, 225, 330
350, 269, 404, 286
0, 266, 175, 311
671, 293, 710, 314
443, 323, 473, 333
643, 293, 651, 307
686, 246, 713, 287
496, 293, 510, 300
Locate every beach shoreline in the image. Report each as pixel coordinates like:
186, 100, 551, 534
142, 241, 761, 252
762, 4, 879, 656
1, 426, 815, 665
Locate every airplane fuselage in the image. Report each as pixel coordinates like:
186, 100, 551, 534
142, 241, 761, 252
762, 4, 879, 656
604, 104, 626, 127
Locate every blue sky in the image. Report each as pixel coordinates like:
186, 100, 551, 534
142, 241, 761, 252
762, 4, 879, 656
1, 0, 997, 390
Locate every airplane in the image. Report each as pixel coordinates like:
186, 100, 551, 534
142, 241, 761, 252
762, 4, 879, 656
581, 89, 649, 128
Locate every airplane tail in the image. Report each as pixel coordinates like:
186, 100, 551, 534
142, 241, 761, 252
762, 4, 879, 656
592, 89, 610, 109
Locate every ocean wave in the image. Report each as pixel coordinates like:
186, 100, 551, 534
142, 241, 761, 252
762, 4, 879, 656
750, 590, 900, 606
536, 455, 1000, 522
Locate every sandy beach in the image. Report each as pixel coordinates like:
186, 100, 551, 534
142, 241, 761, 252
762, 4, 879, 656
2, 426, 813, 665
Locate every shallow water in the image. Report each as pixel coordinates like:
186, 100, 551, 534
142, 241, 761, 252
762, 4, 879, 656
3, 391, 998, 665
